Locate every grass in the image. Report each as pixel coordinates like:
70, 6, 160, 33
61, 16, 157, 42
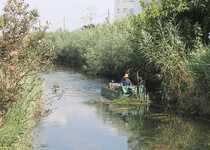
85, 96, 151, 107
112, 97, 150, 105
0, 76, 43, 150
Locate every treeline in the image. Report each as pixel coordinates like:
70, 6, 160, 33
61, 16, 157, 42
0, 0, 53, 149
50, 0, 210, 115
48, 20, 132, 79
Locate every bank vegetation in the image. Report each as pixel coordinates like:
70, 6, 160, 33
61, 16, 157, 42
0, 0, 53, 149
50, 0, 210, 116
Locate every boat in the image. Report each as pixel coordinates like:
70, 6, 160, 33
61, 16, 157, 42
101, 86, 123, 100
101, 83, 144, 100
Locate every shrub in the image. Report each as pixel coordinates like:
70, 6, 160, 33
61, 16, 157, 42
51, 20, 132, 79
0, 0, 53, 111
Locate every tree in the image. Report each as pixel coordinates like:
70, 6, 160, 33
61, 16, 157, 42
0, 0, 53, 110
1, 0, 39, 52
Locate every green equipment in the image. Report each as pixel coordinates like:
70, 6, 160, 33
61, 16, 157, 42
101, 83, 147, 100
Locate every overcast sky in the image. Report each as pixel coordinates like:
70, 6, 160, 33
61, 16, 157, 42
0, 0, 115, 31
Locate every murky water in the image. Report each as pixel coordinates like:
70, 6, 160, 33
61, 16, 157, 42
33, 70, 210, 150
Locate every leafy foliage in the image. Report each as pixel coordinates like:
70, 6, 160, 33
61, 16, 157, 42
131, 0, 210, 111
0, 0, 53, 110
51, 0, 210, 114
131, 20, 192, 99
0, 0, 53, 147
51, 20, 132, 78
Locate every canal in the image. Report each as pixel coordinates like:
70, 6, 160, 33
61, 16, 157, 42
33, 69, 210, 150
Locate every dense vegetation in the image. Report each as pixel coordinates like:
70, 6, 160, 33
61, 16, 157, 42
51, 0, 210, 116
132, 0, 210, 115
0, 0, 209, 149
49, 20, 132, 79
1, 0, 210, 149
0, 0, 53, 149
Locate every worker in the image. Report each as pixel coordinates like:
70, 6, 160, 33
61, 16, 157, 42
121, 74, 132, 86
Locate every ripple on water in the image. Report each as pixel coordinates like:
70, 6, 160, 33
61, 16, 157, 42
33, 70, 210, 150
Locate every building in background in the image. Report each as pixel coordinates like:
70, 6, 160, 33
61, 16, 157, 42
114, 0, 141, 20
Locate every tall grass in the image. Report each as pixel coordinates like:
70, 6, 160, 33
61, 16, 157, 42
50, 20, 132, 79
50, 1, 210, 115
0, 0, 54, 148
0, 76, 42, 149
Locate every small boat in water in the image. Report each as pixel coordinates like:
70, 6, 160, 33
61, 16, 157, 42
101, 86, 122, 100
101, 82, 147, 100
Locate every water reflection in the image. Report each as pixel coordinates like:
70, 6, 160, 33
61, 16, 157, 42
92, 104, 158, 150
92, 103, 210, 150
33, 70, 210, 150
33, 70, 128, 150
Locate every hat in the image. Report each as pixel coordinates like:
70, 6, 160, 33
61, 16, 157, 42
124, 74, 129, 78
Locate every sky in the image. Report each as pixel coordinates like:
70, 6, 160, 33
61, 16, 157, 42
0, 0, 115, 31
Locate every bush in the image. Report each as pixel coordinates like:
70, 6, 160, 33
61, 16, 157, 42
130, 0, 210, 113
0, 0, 53, 148
51, 20, 132, 79
50, 0, 210, 115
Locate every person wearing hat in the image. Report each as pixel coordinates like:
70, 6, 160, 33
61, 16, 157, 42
121, 74, 132, 86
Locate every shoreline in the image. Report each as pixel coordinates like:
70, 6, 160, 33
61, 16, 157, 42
0, 76, 43, 150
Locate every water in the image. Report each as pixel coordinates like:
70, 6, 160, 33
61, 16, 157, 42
33, 70, 210, 150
